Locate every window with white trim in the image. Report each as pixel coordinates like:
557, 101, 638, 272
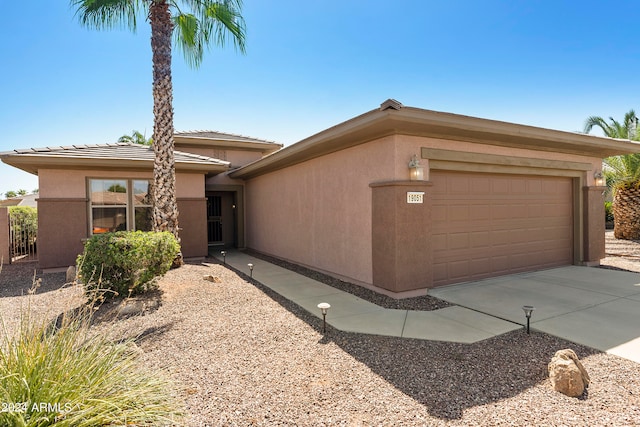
89, 179, 152, 234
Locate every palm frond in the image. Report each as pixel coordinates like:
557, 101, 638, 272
583, 110, 638, 139
584, 116, 613, 136
172, 0, 246, 68
71, 0, 143, 31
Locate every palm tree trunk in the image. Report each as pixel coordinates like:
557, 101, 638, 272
150, 1, 179, 240
613, 187, 640, 240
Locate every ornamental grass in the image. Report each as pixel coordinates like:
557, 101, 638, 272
0, 275, 182, 426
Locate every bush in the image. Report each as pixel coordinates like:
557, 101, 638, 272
77, 231, 180, 298
8, 206, 37, 230
9, 206, 38, 252
605, 201, 614, 222
0, 305, 182, 426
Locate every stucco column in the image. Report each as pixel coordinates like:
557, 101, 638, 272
370, 181, 433, 293
177, 197, 208, 258
38, 198, 88, 269
0, 207, 9, 265
582, 186, 606, 265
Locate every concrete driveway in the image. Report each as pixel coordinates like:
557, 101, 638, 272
429, 266, 640, 363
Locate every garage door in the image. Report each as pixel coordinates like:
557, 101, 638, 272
431, 171, 573, 286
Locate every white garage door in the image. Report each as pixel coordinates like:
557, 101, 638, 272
431, 171, 573, 286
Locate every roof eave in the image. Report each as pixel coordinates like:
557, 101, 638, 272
0, 155, 229, 175
174, 135, 283, 154
230, 107, 640, 179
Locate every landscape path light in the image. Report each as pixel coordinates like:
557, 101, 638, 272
317, 302, 331, 333
221, 251, 226, 265
522, 305, 535, 334
248, 263, 254, 278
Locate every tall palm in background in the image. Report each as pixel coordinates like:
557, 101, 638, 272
584, 110, 640, 239
118, 130, 153, 145
72, 0, 245, 242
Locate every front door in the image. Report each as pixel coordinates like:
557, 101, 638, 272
207, 192, 235, 248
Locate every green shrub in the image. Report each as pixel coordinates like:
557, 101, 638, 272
77, 231, 180, 298
0, 305, 181, 426
8, 206, 37, 230
605, 201, 614, 222
9, 206, 38, 251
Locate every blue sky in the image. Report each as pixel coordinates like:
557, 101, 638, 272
1, 0, 639, 196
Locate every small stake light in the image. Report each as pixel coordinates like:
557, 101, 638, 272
248, 263, 254, 278
522, 305, 535, 334
317, 302, 331, 333
221, 251, 226, 265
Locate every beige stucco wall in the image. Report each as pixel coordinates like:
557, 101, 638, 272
39, 169, 204, 199
176, 173, 205, 198
245, 133, 606, 289
37, 168, 207, 268
178, 146, 264, 168
39, 169, 152, 198
245, 136, 397, 284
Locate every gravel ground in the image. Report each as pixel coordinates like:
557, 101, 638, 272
246, 250, 451, 311
1, 244, 640, 425
600, 230, 640, 273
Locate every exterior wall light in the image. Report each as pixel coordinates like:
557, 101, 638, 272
522, 305, 535, 334
317, 302, 331, 333
248, 263, 254, 278
408, 154, 425, 181
594, 171, 605, 187
221, 251, 226, 265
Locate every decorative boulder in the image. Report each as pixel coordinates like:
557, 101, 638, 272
66, 265, 77, 283
548, 349, 590, 397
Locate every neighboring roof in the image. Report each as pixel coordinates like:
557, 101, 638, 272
174, 131, 282, 154
0, 142, 230, 175
0, 193, 38, 208
230, 99, 640, 179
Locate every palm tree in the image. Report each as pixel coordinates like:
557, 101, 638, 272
584, 110, 640, 239
72, 0, 245, 243
584, 110, 638, 140
118, 130, 153, 145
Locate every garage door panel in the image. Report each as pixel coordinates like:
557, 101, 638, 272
431, 171, 573, 286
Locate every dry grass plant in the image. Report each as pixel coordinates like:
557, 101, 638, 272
0, 266, 182, 426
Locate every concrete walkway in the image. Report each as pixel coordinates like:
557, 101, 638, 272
212, 252, 640, 363
429, 266, 640, 363
212, 251, 519, 344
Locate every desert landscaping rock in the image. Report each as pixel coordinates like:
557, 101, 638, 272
2, 257, 640, 425
548, 349, 590, 397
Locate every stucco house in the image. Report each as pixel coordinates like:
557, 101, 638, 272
3, 100, 640, 296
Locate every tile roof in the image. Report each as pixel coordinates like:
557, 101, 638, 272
175, 130, 277, 145
0, 142, 230, 166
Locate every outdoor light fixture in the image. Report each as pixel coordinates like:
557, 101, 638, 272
221, 251, 226, 265
594, 171, 605, 187
248, 263, 254, 278
317, 302, 331, 333
522, 305, 535, 335
408, 154, 425, 181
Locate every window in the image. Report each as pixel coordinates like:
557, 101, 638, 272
89, 179, 152, 234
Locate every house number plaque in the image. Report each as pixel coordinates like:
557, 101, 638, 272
406, 192, 424, 204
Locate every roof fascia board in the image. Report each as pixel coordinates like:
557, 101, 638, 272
392, 107, 640, 157
231, 107, 640, 179
174, 136, 283, 153
1, 156, 228, 175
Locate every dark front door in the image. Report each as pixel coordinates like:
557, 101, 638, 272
207, 192, 235, 248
